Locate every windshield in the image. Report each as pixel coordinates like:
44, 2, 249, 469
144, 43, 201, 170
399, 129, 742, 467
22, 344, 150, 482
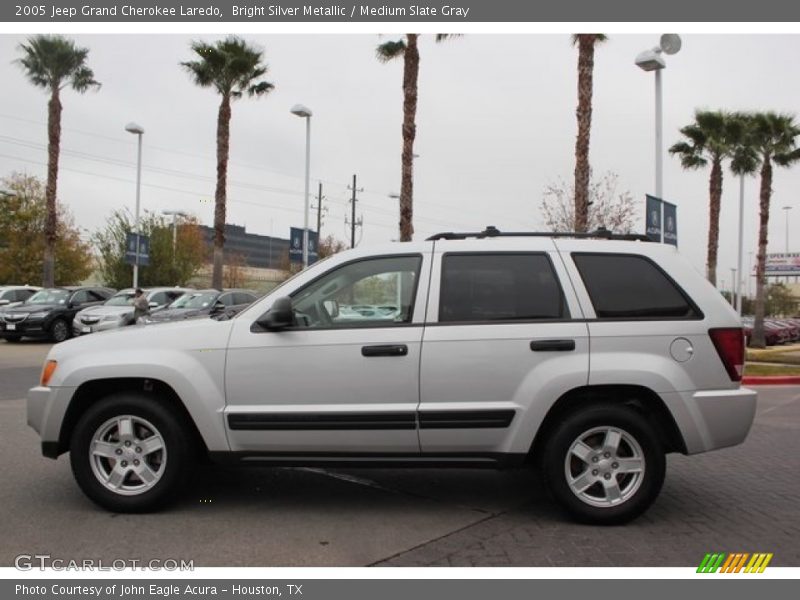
105, 292, 135, 306
27, 289, 69, 305
169, 292, 217, 309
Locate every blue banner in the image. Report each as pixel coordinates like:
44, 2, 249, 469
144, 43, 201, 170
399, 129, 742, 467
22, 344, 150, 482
645, 195, 662, 243
663, 201, 678, 247
124, 232, 150, 266
289, 227, 319, 265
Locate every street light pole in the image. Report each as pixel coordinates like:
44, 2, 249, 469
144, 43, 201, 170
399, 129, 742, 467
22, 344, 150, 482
162, 209, 188, 257
125, 122, 145, 288
636, 35, 681, 206
783, 205, 792, 255
291, 104, 313, 268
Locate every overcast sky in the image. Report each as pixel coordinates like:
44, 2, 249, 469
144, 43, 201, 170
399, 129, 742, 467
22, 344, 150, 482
1, 33, 800, 290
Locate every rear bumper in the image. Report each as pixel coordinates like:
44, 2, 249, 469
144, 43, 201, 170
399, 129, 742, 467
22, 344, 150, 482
664, 387, 757, 454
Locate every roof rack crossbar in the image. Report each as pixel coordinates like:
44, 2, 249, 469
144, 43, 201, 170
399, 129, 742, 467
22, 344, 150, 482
426, 226, 652, 243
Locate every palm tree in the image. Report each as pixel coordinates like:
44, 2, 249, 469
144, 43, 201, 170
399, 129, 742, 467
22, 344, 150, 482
669, 111, 741, 286
572, 34, 607, 233
14, 35, 100, 287
738, 112, 800, 347
377, 34, 453, 242
181, 36, 274, 289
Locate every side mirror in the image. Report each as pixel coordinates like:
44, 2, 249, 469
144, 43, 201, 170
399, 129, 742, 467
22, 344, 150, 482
148, 301, 159, 308
0, 299, 9, 306
323, 299, 340, 318
257, 296, 294, 331
211, 301, 225, 313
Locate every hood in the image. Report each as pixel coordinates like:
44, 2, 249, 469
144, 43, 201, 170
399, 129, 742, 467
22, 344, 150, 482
4, 302, 61, 314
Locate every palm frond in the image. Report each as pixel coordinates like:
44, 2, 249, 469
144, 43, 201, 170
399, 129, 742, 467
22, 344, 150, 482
376, 40, 406, 63
571, 34, 608, 46
181, 36, 272, 99
15, 34, 99, 92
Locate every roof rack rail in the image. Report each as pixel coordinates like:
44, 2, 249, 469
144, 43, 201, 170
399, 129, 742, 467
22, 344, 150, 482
426, 226, 652, 242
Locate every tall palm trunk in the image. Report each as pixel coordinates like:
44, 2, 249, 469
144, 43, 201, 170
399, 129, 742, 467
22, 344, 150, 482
399, 34, 419, 242
43, 85, 62, 287
706, 157, 723, 285
752, 158, 773, 348
573, 35, 596, 233
212, 94, 232, 289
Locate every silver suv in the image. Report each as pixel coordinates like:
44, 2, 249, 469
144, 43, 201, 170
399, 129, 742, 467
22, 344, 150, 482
27, 228, 756, 523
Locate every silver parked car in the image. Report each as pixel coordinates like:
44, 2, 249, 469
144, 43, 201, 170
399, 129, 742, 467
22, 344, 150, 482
28, 228, 755, 523
73, 287, 191, 335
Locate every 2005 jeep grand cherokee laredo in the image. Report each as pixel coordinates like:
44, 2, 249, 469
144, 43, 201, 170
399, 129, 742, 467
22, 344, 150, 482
27, 228, 756, 523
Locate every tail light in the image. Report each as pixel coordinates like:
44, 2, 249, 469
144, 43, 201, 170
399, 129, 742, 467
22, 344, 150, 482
708, 328, 744, 382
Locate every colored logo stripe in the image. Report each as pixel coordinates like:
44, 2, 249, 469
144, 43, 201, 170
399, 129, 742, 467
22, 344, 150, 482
697, 553, 773, 573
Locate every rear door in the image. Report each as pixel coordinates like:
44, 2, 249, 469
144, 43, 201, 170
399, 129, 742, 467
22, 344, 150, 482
418, 239, 590, 457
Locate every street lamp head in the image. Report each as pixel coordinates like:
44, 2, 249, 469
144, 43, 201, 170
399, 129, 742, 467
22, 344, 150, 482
660, 34, 682, 56
290, 104, 313, 118
125, 122, 145, 135
635, 48, 666, 72
162, 209, 188, 217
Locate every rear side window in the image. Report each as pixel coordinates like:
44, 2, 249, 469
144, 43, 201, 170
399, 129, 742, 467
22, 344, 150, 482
439, 253, 566, 323
572, 253, 700, 319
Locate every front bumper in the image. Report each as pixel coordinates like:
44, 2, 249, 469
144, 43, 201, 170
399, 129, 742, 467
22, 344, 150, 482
665, 387, 757, 454
1, 318, 47, 337
72, 318, 125, 335
27, 385, 77, 458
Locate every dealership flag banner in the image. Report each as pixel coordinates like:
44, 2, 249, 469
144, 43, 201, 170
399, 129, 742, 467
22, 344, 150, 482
645, 195, 662, 243
289, 227, 319, 265
663, 201, 678, 247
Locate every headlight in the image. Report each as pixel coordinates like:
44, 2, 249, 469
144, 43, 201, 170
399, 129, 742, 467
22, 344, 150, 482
29, 311, 49, 319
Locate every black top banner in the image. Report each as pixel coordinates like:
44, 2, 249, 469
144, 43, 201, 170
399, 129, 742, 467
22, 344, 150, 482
4, 0, 800, 22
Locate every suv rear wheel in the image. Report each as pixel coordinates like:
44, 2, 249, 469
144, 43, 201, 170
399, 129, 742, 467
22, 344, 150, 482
541, 404, 665, 524
69, 393, 194, 512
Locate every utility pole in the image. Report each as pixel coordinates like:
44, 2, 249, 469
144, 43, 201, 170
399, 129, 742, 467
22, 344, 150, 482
311, 182, 327, 237
347, 174, 364, 248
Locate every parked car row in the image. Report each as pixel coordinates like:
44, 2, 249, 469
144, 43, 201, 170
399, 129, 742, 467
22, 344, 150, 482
741, 316, 800, 346
0, 285, 261, 343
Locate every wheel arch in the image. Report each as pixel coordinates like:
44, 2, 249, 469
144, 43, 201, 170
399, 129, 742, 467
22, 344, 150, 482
528, 384, 687, 463
55, 378, 208, 458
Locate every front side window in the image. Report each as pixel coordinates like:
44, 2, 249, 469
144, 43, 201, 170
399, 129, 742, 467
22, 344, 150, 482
572, 253, 700, 319
106, 292, 135, 306
439, 253, 566, 323
291, 255, 422, 328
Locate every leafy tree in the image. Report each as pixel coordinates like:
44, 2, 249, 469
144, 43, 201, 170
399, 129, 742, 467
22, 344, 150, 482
93, 209, 206, 289
669, 111, 743, 285
223, 252, 248, 288
737, 113, 800, 347
539, 171, 635, 233
181, 36, 274, 289
14, 35, 100, 286
572, 34, 607, 233
0, 172, 92, 285
318, 235, 348, 259
765, 282, 798, 317
377, 34, 455, 241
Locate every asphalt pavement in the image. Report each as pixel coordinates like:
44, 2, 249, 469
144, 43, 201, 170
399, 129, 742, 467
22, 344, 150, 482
1, 339, 798, 567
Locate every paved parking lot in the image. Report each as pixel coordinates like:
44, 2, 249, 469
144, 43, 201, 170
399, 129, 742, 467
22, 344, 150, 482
1, 339, 799, 567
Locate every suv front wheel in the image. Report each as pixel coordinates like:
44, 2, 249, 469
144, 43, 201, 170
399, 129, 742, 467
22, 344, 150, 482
69, 393, 194, 512
541, 404, 665, 524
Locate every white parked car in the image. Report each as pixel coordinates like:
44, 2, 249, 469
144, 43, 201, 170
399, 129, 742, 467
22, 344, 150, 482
0, 285, 40, 309
72, 287, 191, 336
27, 228, 756, 523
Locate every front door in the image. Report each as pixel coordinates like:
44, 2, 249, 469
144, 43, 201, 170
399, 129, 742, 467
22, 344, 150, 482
224, 253, 431, 456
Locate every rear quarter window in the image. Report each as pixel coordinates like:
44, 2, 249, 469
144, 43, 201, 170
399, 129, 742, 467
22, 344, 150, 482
572, 253, 701, 319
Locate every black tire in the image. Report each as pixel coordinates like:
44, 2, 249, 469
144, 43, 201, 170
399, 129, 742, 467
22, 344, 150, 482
50, 318, 70, 343
3, 335, 22, 343
69, 392, 194, 513
541, 404, 665, 525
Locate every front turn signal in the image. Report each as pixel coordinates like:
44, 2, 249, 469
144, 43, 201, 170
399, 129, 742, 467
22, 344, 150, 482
40, 360, 57, 386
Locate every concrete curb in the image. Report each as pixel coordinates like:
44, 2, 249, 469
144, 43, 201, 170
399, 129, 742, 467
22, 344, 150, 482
742, 376, 800, 385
